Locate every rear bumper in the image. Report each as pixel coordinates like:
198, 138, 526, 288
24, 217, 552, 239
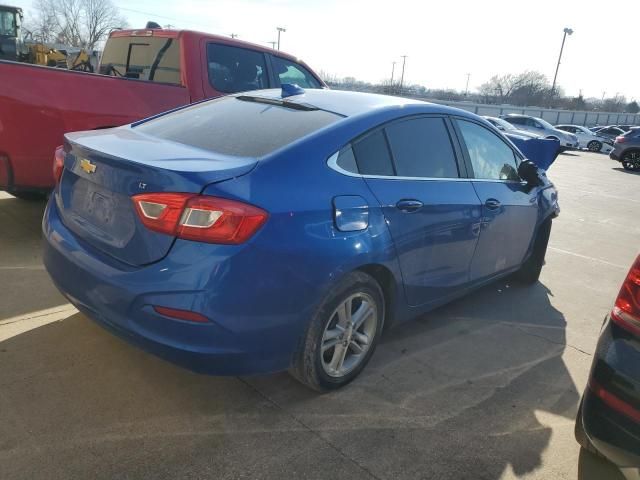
581, 318, 640, 470
42, 198, 311, 376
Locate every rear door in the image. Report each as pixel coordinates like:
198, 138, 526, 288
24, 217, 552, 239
453, 118, 539, 281
350, 116, 482, 307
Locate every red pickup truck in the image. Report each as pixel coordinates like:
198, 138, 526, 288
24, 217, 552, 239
0, 28, 325, 198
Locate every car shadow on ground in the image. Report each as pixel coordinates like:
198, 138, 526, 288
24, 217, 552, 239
0, 270, 602, 479
0, 195, 65, 319
613, 167, 640, 176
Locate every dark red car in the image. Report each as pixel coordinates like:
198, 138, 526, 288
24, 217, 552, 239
0, 28, 325, 198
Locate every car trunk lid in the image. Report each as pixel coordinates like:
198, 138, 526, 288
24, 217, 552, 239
56, 127, 256, 266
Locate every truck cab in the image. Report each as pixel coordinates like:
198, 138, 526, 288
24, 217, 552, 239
0, 5, 23, 62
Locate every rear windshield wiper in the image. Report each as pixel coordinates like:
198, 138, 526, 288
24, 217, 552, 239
236, 95, 319, 111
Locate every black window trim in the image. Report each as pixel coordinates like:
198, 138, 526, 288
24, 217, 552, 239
327, 114, 469, 181
206, 42, 273, 94
451, 116, 526, 184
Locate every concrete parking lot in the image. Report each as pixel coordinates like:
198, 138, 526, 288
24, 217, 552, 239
0, 151, 638, 479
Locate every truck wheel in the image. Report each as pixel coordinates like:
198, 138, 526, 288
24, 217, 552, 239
515, 218, 552, 284
290, 271, 384, 392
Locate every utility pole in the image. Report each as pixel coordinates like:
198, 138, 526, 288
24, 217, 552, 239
399, 55, 408, 95
551, 27, 573, 95
390, 61, 396, 93
267, 41, 277, 49
230, 33, 238, 39
276, 27, 286, 50
464, 73, 471, 97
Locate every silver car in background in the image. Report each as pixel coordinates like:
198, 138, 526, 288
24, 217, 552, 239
483, 116, 543, 139
502, 114, 579, 151
555, 124, 612, 153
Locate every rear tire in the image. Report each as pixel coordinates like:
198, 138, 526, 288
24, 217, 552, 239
621, 151, 640, 171
289, 271, 385, 392
515, 218, 552, 284
587, 140, 602, 152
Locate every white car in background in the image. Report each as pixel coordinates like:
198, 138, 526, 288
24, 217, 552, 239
555, 124, 612, 153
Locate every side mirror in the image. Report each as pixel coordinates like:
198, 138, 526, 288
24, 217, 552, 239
518, 160, 543, 188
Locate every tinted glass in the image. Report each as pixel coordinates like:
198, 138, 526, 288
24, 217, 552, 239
135, 96, 340, 157
336, 146, 358, 173
207, 44, 268, 93
271, 56, 321, 89
99, 37, 181, 84
352, 131, 394, 176
458, 120, 520, 181
385, 117, 458, 178
506, 117, 525, 125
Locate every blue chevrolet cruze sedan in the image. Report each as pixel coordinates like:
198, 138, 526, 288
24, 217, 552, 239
43, 87, 559, 391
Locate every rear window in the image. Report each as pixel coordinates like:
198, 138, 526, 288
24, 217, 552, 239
99, 36, 181, 84
207, 43, 269, 93
134, 96, 341, 157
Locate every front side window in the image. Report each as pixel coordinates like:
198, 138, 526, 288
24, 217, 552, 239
207, 43, 269, 93
352, 131, 395, 176
99, 37, 181, 84
0, 10, 16, 36
457, 120, 520, 181
385, 117, 459, 178
271, 56, 321, 89
506, 117, 525, 126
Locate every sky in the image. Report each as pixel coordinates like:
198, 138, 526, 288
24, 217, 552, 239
13, 0, 640, 101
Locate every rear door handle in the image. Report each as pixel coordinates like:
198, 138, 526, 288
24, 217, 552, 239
396, 199, 423, 213
484, 198, 502, 210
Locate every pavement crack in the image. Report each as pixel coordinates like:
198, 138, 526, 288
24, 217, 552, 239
503, 322, 592, 357
237, 378, 384, 480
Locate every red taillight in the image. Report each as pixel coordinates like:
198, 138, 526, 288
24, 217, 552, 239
132, 193, 268, 244
53, 145, 65, 184
611, 255, 640, 336
615, 135, 626, 143
153, 305, 209, 323
589, 378, 640, 424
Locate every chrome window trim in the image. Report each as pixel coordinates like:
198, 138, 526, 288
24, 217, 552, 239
327, 151, 526, 185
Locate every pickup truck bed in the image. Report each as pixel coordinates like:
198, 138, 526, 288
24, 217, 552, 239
0, 28, 324, 194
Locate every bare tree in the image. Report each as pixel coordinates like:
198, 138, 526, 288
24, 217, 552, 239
26, 0, 127, 49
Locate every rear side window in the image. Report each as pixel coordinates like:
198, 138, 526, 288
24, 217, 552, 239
135, 96, 341, 157
352, 131, 395, 176
99, 36, 181, 84
207, 43, 269, 93
457, 120, 520, 181
385, 117, 459, 178
505, 117, 525, 125
271, 56, 321, 89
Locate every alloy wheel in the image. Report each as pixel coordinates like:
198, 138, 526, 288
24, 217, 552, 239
320, 293, 378, 378
622, 152, 640, 171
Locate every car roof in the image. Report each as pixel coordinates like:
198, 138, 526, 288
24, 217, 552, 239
232, 88, 468, 118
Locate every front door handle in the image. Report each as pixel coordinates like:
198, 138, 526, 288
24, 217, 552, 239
484, 198, 502, 210
396, 199, 423, 213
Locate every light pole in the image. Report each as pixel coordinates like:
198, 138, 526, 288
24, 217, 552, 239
390, 61, 396, 93
276, 27, 286, 50
399, 55, 407, 95
464, 73, 471, 97
230, 33, 238, 39
551, 27, 573, 95
267, 41, 276, 49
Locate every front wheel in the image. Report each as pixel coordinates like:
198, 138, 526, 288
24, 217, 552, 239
587, 140, 602, 152
289, 271, 385, 392
515, 218, 552, 284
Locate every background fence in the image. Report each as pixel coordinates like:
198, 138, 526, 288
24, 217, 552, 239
415, 99, 640, 127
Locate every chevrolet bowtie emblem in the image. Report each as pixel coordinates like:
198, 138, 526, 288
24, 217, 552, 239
80, 159, 97, 174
